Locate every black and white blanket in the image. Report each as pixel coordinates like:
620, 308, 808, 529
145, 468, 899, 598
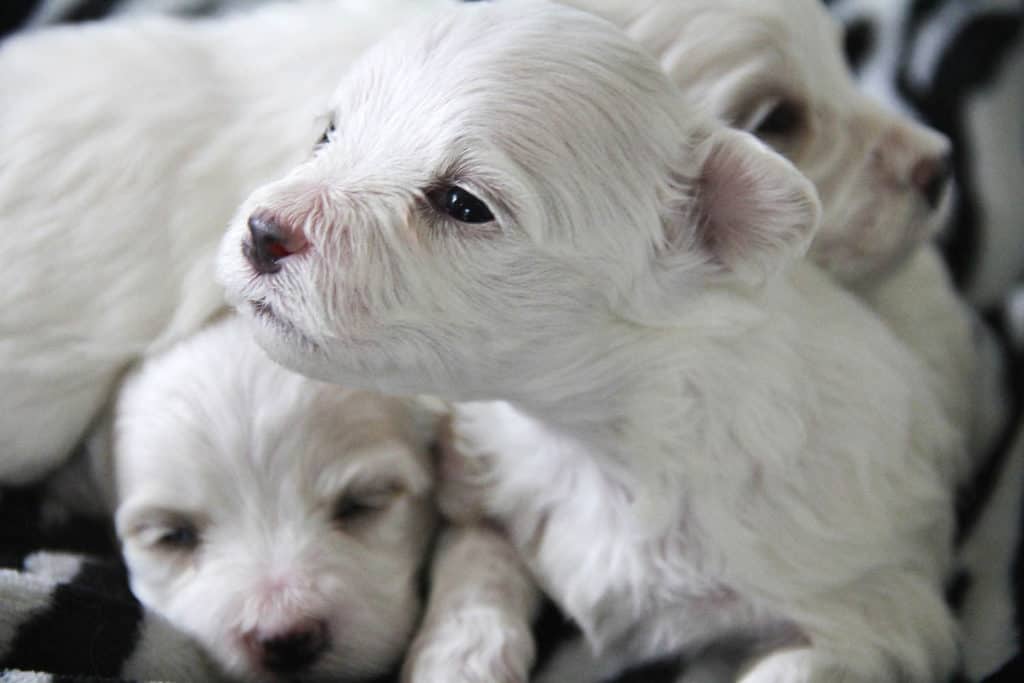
0, 476, 223, 683
1, 1, 1022, 682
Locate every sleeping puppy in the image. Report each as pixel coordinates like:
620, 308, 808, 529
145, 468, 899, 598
218, 3, 964, 683
0, 0, 448, 484
93, 315, 439, 683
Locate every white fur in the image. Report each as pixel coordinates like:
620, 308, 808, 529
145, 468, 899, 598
561, 0, 953, 287
95, 315, 439, 683
0, 0, 971, 494
0, 0, 449, 484
401, 524, 539, 683
218, 3, 965, 682
559, 0, 979, 451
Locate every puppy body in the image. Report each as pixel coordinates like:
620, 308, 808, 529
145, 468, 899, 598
218, 3, 964, 681
562, 0, 982, 474
0, 0, 446, 483
447, 270, 957, 681
97, 314, 439, 682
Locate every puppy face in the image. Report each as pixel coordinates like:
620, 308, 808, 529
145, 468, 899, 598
218, 1, 819, 401
111, 317, 437, 683
565, 0, 951, 284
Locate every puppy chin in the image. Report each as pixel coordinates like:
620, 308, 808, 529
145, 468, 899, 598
237, 302, 375, 396
222, 278, 407, 395
870, 193, 952, 280
239, 301, 323, 373
247, 297, 315, 347
816, 190, 946, 285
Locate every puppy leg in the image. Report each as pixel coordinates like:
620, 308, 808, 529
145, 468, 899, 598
402, 524, 539, 683
432, 413, 500, 525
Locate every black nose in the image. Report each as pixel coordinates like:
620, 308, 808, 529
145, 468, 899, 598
260, 621, 328, 674
245, 211, 291, 274
911, 154, 951, 210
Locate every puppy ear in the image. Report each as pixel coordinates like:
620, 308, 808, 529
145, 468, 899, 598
673, 128, 821, 287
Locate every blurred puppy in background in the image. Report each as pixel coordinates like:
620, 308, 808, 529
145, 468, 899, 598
562, 0, 984, 466
564, 0, 952, 285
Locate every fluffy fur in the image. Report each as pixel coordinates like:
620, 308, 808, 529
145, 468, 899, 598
218, 3, 965, 682
0, 0, 976, 487
0, 0, 449, 484
560, 0, 979, 451
401, 523, 540, 683
91, 314, 439, 683
0, 0, 973, 484
562, 0, 953, 287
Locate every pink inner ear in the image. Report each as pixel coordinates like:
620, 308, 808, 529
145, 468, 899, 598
696, 144, 763, 267
691, 132, 819, 284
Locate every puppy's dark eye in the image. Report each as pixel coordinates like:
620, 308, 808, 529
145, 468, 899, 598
428, 186, 495, 224
155, 523, 199, 551
333, 488, 398, 526
316, 120, 336, 149
753, 100, 804, 138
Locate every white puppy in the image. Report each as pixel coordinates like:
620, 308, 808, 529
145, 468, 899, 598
562, 0, 983, 472
0, 0, 448, 484
0, 0, 971, 481
93, 314, 439, 683
218, 3, 964, 682
0, 0, 974, 488
563, 0, 952, 287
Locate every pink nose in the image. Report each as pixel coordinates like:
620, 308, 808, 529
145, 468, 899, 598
909, 153, 951, 210
244, 210, 309, 274
243, 619, 329, 674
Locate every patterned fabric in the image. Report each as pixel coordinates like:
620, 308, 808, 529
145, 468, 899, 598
1, 1, 1022, 682
829, 0, 1024, 308
0, 471, 224, 683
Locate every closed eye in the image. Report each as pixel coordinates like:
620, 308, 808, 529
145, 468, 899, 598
332, 485, 401, 528
153, 521, 200, 552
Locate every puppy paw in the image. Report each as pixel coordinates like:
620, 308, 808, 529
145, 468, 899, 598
435, 418, 496, 524
402, 607, 534, 683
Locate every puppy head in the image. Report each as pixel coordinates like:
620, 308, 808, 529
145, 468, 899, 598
112, 316, 438, 683
570, 0, 951, 284
217, 1, 818, 402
